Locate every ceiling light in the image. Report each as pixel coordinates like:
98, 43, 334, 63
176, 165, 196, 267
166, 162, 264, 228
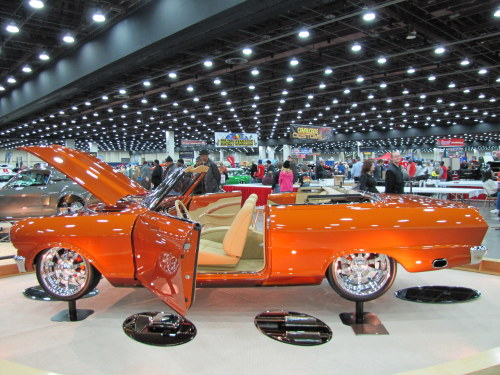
377, 56, 387, 64
407, 67, 416, 74
143, 80, 151, 87
356, 76, 364, 83
460, 58, 470, 66
6, 22, 20, 33
448, 82, 456, 88
7, 76, 16, 84
290, 58, 299, 66
249, 84, 255, 90
286, 76, 294, 82
29, 0, 44, 8
298, 30, 310, 38
39, 52, 50, 60
434, 46, 446, 54
92, 10, 106, 23
428, 75, 436, 81
351, 43, 362, 52
0, 86, 5, 91
478, 68, 488, 75
251, 68, 259, 76
213, 78, 221, 85
343, 88, 350, 94
406, 30, 417, 40
380, 82, 387, 89
362, 11, 376, 22
494, 8, 500, 17
319, 83, 326, 89
119, 88, 127, 95
242, 47, 252, 56
203, 60, 213, 67
62, 33, 75, 43
463, 88, 470, 93
168, 72, 177, 79
22, 65, 32, 73
324, 68, 333, 75
402, 89, 409, 94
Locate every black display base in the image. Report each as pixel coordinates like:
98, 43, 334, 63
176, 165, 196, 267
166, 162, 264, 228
123, 312, 196, 346
51, 300, 94, 322
254, 310, 332, 346
339, 301, 389, 335
395, 286, 481, 303
23, 285, 99, 301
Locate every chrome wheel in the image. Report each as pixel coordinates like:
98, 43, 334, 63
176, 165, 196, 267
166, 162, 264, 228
36, 247, 100, 300
327, 253, 396, 302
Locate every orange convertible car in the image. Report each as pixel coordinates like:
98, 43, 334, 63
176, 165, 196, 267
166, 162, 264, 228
12, 145, 488, 316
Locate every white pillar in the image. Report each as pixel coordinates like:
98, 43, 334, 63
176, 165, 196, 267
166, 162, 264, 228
282, 145, 291, 161
267, 146, 275, 160
165, 131, 175, 158
339, 152, 345, 162
88, 142, 98, 153
259, 146, 266, 160
65, 139, 75, 149
219, 149, 224, 163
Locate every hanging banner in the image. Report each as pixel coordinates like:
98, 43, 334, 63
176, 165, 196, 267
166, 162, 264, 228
215, 132, 258, 147
181, 140, 207, 147
437, 138, 465, 147
290, 124, 334, 141
291, 147, 313, 155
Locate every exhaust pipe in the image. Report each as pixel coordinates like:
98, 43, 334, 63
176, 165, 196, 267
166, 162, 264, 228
433, 258, 448, 268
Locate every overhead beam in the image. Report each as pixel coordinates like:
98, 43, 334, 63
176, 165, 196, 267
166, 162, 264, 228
0, 0, 306, 125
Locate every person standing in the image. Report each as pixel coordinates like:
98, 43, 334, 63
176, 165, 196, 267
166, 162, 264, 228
359, 159, 379, 193
176, 158, 185, 170
254, 160, 265, 183
384, 151, 404, 194
287, 155, 298, 183
438, 161, 448, 181
140, 161, 152, 190
249, 160, 258, 182
278, 160, 294, 193
199, 149, 221, 193
373, 159, 384, 180
163, 156, 175, 180
151, 160, 163, 189
351, 159, 363, 182
315, 158, 325, 179
407, 159, 417, 179
272, 162, 283, 193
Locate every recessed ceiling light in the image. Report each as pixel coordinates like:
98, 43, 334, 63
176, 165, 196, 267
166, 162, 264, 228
298, 30, 310, 38
290, 58, 299, 66
29, 0, 44, 8
62, 34, 75, 43
242, 47, 252, 55
39, 52, 50, 60
362, 11, 376, 22
6, 22, 20, 33
203, 60, 213, 67
434, 46, 446, 54
92, 10, 106, 23
22, 65, 32, 73
460, 58, 470, 66
351, 43, 362, 52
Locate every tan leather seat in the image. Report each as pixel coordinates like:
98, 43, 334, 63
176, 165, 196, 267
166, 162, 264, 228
198, 196, 257, 266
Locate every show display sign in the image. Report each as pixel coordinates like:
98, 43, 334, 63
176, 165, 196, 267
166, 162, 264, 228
181, 140, 207, 146
215, 132, 258, 147
290, 124, 334, 141
437, 138, 465, 147
291, 147, 313, 155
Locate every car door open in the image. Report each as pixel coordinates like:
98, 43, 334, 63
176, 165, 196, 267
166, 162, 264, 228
133, 211, 201, 316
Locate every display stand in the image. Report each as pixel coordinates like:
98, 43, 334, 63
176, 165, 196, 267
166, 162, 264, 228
394, 286, 481, 303
51, 300, 94, 322
23, 285, 99, 301
339, 301, 388, 335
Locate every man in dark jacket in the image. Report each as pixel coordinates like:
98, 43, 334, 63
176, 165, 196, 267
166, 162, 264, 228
199, 149, 221, 193
151, 159, 163, 189
384, 151, 404, 194
163, 156, 175, 180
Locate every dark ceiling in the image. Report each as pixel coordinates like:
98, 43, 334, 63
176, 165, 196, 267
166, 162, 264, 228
0, 0, 499, 153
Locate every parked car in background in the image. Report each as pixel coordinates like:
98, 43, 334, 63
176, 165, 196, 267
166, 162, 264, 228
226, 167, 251, 184
0, 167, 16, 189
12, 145, 488, 318
0, 166, 99, 221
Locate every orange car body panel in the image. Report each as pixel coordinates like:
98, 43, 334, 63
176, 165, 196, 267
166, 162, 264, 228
19, 145, 147, 205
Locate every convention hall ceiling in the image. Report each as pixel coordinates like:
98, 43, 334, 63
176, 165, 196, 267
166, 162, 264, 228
0, 0, 499, 153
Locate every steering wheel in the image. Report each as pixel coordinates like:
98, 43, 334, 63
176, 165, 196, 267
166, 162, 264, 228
175, 200, 191, 220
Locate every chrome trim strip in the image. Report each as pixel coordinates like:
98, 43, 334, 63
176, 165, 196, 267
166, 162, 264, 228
13, 255, 26, 273
470, 245, 487, 265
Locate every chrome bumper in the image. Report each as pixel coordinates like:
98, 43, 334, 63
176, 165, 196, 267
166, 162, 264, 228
13, 255, 26, 273
470, 246, 487, 265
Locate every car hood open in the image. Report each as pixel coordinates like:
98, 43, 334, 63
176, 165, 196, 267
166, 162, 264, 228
19, 145, 148, 205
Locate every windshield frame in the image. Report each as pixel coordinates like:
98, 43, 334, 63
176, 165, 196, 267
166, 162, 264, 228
5, 169, 51, 188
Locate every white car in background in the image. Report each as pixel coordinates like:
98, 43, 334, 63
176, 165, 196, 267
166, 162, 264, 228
0, 166, 16, 189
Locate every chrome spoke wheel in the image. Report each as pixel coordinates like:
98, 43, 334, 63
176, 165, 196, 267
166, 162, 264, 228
327, 253, 396, 302
36, 247, 100, 300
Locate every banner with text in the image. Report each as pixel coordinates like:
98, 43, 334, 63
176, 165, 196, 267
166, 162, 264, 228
215, 132, 259, 148
181, 140, 206, 147
437, 138, 465, 147
290, 124, 334, 141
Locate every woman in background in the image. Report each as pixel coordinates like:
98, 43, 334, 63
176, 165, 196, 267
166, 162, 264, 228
278, 160, 294, 193
359, 159, 378, 193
